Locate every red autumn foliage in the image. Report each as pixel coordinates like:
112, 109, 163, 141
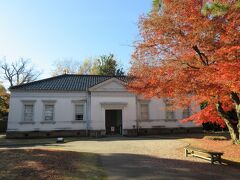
128, 0, 240, 129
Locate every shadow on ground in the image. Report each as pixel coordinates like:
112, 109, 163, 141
0, 149, 105, 180
100, 153, 240, 180
0, 148, 239, 180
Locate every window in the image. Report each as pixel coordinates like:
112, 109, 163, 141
71, 100, 86, 122
75, 104, 84, 121
21, 100, 36, 123
44, 104, 54, 121
140, 103, 149, 120
41, 100, 56, 123
165, 99, 175, 120
166, 110, 175, 120
183, 106, 191, 118
24, 104, 34, 121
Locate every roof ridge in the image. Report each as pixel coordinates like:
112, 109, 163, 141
9, 74, 67, 90
64, 74, 127, 77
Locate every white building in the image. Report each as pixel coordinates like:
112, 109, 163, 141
7, 74, 199, 138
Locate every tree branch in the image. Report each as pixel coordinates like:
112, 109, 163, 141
230, 92, 240, 105
0, 58, 41, 87
192, 45, 209, 66
181, 62, 200, 69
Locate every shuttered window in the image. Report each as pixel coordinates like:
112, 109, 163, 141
75, 104, 84, 121
44, 105, 54, 121
24, 105, 34, 121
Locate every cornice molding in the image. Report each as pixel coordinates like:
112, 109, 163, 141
100, 102, 128, 109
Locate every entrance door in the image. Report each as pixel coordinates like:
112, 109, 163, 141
105, 110, 122, 135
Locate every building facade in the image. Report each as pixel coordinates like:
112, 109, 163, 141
7, 74, 199, 138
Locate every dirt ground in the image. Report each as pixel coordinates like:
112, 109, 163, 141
1, 135, 239, 180
57, 136, 240, 180
0, 149, 106, 180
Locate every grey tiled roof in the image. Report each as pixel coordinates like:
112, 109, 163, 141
9, 74, 128, 91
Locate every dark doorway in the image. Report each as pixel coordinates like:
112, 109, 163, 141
105, 110, 122, 135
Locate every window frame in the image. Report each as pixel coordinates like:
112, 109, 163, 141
164, 99, 175, 120
140, 103, 149, 120
21, 100, 36, 124
72, 100, 86, 122
42, 100, 56, 122
182, 106, 191, 119
74, 104, 84, 121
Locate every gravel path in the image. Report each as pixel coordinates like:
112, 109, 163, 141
1, 136, 239, 179
59, 136, 240, 180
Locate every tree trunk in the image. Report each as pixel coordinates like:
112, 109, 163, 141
236, 104, 240, 143
230, 92, 240, 143
216, 102, 239, 144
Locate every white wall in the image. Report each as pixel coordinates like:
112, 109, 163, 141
8, 91, 88, 132
89, 79, 137, 131
138, 98, 196, 128
8, 78, 197, 133
89, 78, 196, 131
90, 92, 137, 130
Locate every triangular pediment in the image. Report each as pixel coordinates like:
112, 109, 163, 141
89, 78, 127, 92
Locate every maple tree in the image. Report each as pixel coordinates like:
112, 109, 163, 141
128, 0, 240, 143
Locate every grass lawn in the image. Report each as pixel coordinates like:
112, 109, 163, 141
0, 149, 106, 180
182, 134, 240, 164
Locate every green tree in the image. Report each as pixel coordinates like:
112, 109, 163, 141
96, 54, 125, 76
52, 54, 125, 76
78, 58, 99, 75
152, 0, 163, 13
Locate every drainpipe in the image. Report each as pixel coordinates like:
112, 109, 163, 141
86, 91, 91, 136
135, 95, 139, 135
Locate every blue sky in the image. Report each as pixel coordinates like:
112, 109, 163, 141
0, 0, 151, 78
